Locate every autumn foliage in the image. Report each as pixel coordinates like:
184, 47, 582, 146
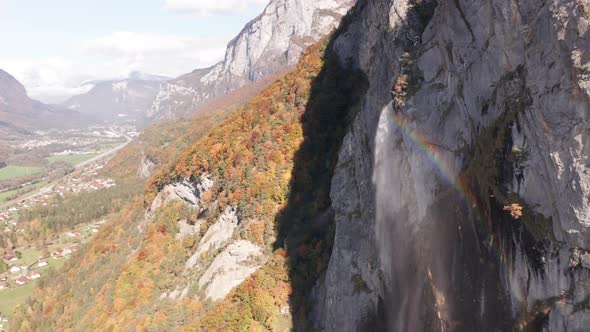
11, 34, 367, 331
104, 109, 233, 181
503, 203, 524, 220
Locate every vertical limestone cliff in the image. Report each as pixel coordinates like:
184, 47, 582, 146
314, 0, 590, 331
148, 0, 356, 121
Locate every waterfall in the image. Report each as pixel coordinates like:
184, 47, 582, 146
373, 102, 511, 331
374, 102, 428, 330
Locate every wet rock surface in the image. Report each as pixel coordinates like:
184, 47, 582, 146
315, 0, 590, 330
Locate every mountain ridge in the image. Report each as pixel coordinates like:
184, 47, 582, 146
147, 0, 356, 121
0, 69, 90, 136
10, 0, 590, 331
62, 75, 168, 126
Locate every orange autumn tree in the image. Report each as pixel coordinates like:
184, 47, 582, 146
13, 28, 367, 331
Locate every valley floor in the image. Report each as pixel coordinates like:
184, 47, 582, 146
0, 129, 137, 328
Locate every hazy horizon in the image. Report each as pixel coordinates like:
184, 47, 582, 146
0, 0, 269, 103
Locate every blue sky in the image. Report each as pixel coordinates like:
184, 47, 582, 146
0, 0, 268, 102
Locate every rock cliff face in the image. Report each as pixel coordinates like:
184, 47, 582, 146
145, 176, 264, 304
315, 0, 590, 331
148, 0, 356, 120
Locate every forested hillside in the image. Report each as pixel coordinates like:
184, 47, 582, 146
8, 0, 590, 330
11, 31, 367, 331
102, 73, 278, 181
102, 112, 230, 181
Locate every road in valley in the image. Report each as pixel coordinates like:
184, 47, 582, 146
74, 128, 133, 169
2, 128, 134, 205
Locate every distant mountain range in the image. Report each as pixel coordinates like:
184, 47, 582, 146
62, 73, 170, 127
0, 69, 90, 137
2, 0, 356, 129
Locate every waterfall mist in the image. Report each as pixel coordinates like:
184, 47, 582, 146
373, 103, 512, 331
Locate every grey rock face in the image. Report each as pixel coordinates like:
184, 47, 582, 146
196, 206, 238, 255
318, 0, 590, 331
147, 176, 259, 303
175, 219, 201, 241
547, 304, 590, 332
148, 0, 356, 121
137, 153, 156, 178
142, 175, 212, 231
185, 206, 239, 270
197, 240, 263, 301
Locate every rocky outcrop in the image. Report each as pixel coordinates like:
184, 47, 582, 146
137, 153, 156, 178
148, 0, 356, 121
315, 0, 590, 331
176, 219, 201, 241
149, 181, 193, 211
142, 175, 212, 230
196, 207, 239, 255
197, 240, 263, 301
185, 206, 239, 269
142, 172, 263, 304
146, 175, 258, 303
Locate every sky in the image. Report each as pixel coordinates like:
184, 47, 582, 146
0, 0, 269, 103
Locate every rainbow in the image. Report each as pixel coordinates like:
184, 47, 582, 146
384, 107, 479, 209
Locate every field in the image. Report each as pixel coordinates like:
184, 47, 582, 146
0, 166, 43, 181
0, 282, 36, 318
48, 154, 97, 166
0, 244, 46, 318
0, 181, 48, 205
0, 244, 73, 319
18, 247, 43, 264
0, 190, 15, 203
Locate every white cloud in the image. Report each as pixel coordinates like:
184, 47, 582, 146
164, 0, 268, 16
83, 32, 223, 58
0, 31, 230, 103
81, 31, 228, 75
0, 58, 96, 103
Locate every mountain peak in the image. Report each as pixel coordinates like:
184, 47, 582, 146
127, 71, 170, 82
148, 0, 357, 120
63, 74, 165, 125
0, 68, 89, 136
